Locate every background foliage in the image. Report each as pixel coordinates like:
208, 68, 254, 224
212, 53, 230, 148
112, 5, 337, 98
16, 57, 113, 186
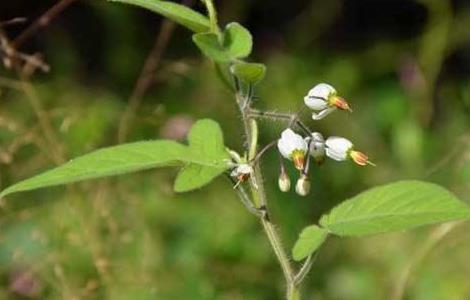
1, 0, 470, 299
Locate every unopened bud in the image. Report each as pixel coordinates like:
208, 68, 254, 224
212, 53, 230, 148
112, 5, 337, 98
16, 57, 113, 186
295, 175, 311, 196
278, 172, 291, 192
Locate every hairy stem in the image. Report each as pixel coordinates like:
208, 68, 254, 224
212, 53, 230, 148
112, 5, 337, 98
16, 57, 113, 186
236, 88, 298, 299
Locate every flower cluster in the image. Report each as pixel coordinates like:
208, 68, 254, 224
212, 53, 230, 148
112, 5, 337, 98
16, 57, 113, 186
278, 83, 373, 196
229, 83, 373, 196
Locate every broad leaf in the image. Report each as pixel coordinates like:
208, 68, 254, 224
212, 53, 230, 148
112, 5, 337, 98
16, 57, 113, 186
231, 62, 266, 84
320, 180, 470, 237
223, 22, 252, 59
0, 141, 187, 198
109, 0, 210, 33
175, 119, 230, 192
292, 225, 328, 261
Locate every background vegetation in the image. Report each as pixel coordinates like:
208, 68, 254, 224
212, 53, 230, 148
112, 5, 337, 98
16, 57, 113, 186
0, 0, 469, 299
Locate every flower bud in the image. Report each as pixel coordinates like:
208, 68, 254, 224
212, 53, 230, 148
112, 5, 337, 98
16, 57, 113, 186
278, 171, 291, 192
295, 175, 311, 196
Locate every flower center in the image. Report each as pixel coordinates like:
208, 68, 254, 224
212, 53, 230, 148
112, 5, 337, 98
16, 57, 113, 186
291, 150, 306, 170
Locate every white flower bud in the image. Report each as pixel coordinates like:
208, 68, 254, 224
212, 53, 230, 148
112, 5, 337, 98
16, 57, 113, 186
277, 129, 308, 170
278, 171, 291, 192
295, 174, 311, 196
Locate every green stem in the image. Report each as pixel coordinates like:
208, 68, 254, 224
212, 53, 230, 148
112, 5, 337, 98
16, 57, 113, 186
202, 0, 220, 36
236, 90, 298, 298
287, 285, 301, 300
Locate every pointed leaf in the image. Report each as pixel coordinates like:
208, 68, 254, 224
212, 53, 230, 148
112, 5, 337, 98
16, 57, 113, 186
320, 180, 470, 237
292, 225, 328, 261
109, 0, 210, 33
0, 119, 231, 197
231, 62, 266, 84
0, 141, 187, 198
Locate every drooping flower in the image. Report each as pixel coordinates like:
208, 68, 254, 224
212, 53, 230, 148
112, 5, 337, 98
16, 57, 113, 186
303, 83, 352, 120
325, 136, 374, 166
305, 132, 326, 164
277, 128, 308, 170
295, 174, 311, 196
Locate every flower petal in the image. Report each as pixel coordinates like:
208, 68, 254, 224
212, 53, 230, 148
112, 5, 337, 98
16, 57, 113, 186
278, 129, 307, 159
304, 96, 328, 110
307, 83, 336, 99
325, 136, 353, 161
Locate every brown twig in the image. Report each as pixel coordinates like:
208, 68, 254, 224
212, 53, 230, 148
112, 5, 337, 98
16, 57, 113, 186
117, 0, 194, 142
11, 0, 78, 49
0, 18, 27, 28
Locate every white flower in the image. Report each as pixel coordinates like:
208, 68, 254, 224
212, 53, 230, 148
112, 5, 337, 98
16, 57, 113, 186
304, 83, 336, 110
303, 83, 352, 120
325, 136, 373, 166
277, 128, 308, 170
231, 163, 253, 182
305, 132, 326, 164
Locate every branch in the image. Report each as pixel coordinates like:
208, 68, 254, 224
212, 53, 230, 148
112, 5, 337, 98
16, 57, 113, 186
117, 0, 195, 142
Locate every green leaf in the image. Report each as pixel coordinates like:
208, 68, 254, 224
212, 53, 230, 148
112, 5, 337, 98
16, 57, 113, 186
174, 164, 224, 192
292, 225, 328, 261
231, 62, 266, 84
192, 33, 231, 61
192, 22, 252, 62
109, 0, 210, 33
174, 119, 230, 192
223, 22, 252, 59
0, 119, 231, 197
0, 141, 187, 198
319, 180, 470, 237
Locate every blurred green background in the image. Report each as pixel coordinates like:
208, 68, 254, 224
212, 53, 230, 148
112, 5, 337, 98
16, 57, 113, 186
1, 0, 470, 299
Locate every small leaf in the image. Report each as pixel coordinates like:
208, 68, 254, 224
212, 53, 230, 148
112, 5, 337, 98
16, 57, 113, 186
193, 33, 231, 61
231, 62, 266, 84
192, 22, 252, 62
174, 119, 230, 192
320, 180, 470, 237
292, 225, 328, 261
0, 141, 187, 198
109, 0, 210, 33
223, 22, 252, 59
